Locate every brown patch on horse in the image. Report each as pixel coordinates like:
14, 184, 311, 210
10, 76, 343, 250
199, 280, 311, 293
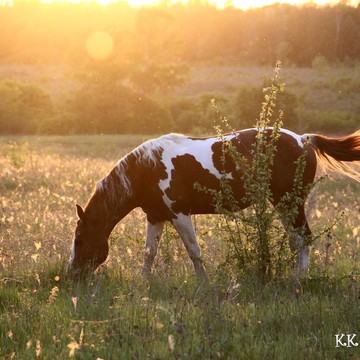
130, 149, 176, 224
164, 154, 221, 214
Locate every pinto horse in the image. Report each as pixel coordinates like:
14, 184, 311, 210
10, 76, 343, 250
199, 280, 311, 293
67, 128, 360, 279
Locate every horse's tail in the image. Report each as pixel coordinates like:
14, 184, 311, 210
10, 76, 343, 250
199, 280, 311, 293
303, 131, 360, 182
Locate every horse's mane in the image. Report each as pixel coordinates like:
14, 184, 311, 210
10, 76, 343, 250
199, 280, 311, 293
93, 134, 184, 211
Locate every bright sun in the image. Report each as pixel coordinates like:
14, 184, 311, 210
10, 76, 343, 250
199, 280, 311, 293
3, 0, 358, 10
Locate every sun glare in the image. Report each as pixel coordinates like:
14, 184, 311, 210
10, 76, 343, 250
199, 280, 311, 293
86, 31, 114, 60
1, 0, 358, 9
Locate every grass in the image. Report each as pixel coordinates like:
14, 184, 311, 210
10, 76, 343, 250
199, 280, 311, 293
0, 135, 359, 359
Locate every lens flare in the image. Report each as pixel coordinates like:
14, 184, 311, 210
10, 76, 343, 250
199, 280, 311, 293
86, 31, 114, 60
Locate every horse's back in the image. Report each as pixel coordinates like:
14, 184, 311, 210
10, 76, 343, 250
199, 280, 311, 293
136, 128, 317, 218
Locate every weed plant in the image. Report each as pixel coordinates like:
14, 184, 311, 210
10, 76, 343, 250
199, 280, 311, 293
196, 62, 316, 283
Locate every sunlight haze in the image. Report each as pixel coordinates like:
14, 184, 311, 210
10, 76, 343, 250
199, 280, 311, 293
1, 0, 359, 8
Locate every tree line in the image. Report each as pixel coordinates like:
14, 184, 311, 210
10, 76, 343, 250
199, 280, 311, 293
1, 2, 359, 66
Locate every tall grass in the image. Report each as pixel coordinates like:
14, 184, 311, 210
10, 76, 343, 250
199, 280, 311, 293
0, 132, 359, 356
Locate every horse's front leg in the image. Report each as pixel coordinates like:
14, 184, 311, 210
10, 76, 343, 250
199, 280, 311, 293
171, 213, 208, 281
142, 220, 164, 277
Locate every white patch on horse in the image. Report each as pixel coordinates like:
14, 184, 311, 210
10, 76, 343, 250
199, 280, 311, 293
280, 128, 304, 148
158, 134, 234, 206
132, 135, 176, 166
111, 136, 171, 199
171, 213, 207, 280
253, 127, 305, 149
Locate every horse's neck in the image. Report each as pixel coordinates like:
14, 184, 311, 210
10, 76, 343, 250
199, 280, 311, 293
101, 163, 137, 222
84, 194, 131, 241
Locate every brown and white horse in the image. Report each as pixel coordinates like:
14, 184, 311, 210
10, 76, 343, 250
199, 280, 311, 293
67, 128, 360, 280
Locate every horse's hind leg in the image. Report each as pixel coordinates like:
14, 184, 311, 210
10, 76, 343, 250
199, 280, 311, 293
278, 201, 312, 275
287, 205, 312, 275
142, 220, 165, 277
171, 213, 208, 281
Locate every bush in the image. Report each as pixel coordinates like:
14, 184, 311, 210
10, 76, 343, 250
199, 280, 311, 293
235, 85, 299, 130
0, 80, 54, 134
175, 110, 203, 133
170, 98, 201, 133
170, 94, 235, 134
128, 96, 173, 134
36, 112, 79, 135
197, 63, 318, 282
198, 93, 235, 129
297, 108, 358, 134
68, 84, 172, 134
311, 55, 330, 71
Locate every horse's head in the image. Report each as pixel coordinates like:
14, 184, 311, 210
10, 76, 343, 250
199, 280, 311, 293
67, 204, 109, 279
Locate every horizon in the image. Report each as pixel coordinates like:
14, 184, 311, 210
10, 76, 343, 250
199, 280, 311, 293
0, 0, 358, 10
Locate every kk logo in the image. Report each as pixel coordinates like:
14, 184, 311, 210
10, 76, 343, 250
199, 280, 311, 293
335, 334, 358, 348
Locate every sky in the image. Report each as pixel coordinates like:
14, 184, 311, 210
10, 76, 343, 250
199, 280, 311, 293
0, 0, 359, 8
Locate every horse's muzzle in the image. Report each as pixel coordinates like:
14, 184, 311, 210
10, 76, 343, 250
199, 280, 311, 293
66, 261, 86, 280
67, 260, 97, 280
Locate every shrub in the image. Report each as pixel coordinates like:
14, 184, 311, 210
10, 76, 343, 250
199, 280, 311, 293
170, 98, 201, 133
0, 80, 54, 134
297, 108, 358, 134
235, 84, 298, 130
311, 55, 330, 71
198, 93, 235, 129
170, 94, 236, 134
68, 83, 172, 134
36, 112, 79, 135
128, 96, 173, 134
175, 110, 203, 133
197, 63, 317, 282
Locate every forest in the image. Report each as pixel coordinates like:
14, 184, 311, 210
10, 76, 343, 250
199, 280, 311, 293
0, 1, 360, 134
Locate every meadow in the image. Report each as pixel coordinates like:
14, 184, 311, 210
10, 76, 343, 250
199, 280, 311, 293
1, 62, 360, 135
0, 135, 359, 359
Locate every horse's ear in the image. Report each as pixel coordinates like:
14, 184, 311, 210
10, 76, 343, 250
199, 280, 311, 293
76, 204, 86, 221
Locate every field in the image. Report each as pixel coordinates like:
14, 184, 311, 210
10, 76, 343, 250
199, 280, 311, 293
1, 62, 360, 136
2, 63, 360, 109
0, 135, 359, 359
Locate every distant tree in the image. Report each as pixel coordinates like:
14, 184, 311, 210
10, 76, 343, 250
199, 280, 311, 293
129, 62, 189, 95
69, 61, 174, 134
0, 80, 54, 134
129, 8, 189, 94
1, 2, 360, 66
333, 5, 360, 61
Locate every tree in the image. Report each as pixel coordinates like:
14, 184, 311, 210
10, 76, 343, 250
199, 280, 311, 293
0, 80, 54, 134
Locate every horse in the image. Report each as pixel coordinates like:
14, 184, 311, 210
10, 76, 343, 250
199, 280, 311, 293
67, 128, 360, 280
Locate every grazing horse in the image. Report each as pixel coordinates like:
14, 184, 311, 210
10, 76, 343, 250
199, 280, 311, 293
67, 128, 360, 279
